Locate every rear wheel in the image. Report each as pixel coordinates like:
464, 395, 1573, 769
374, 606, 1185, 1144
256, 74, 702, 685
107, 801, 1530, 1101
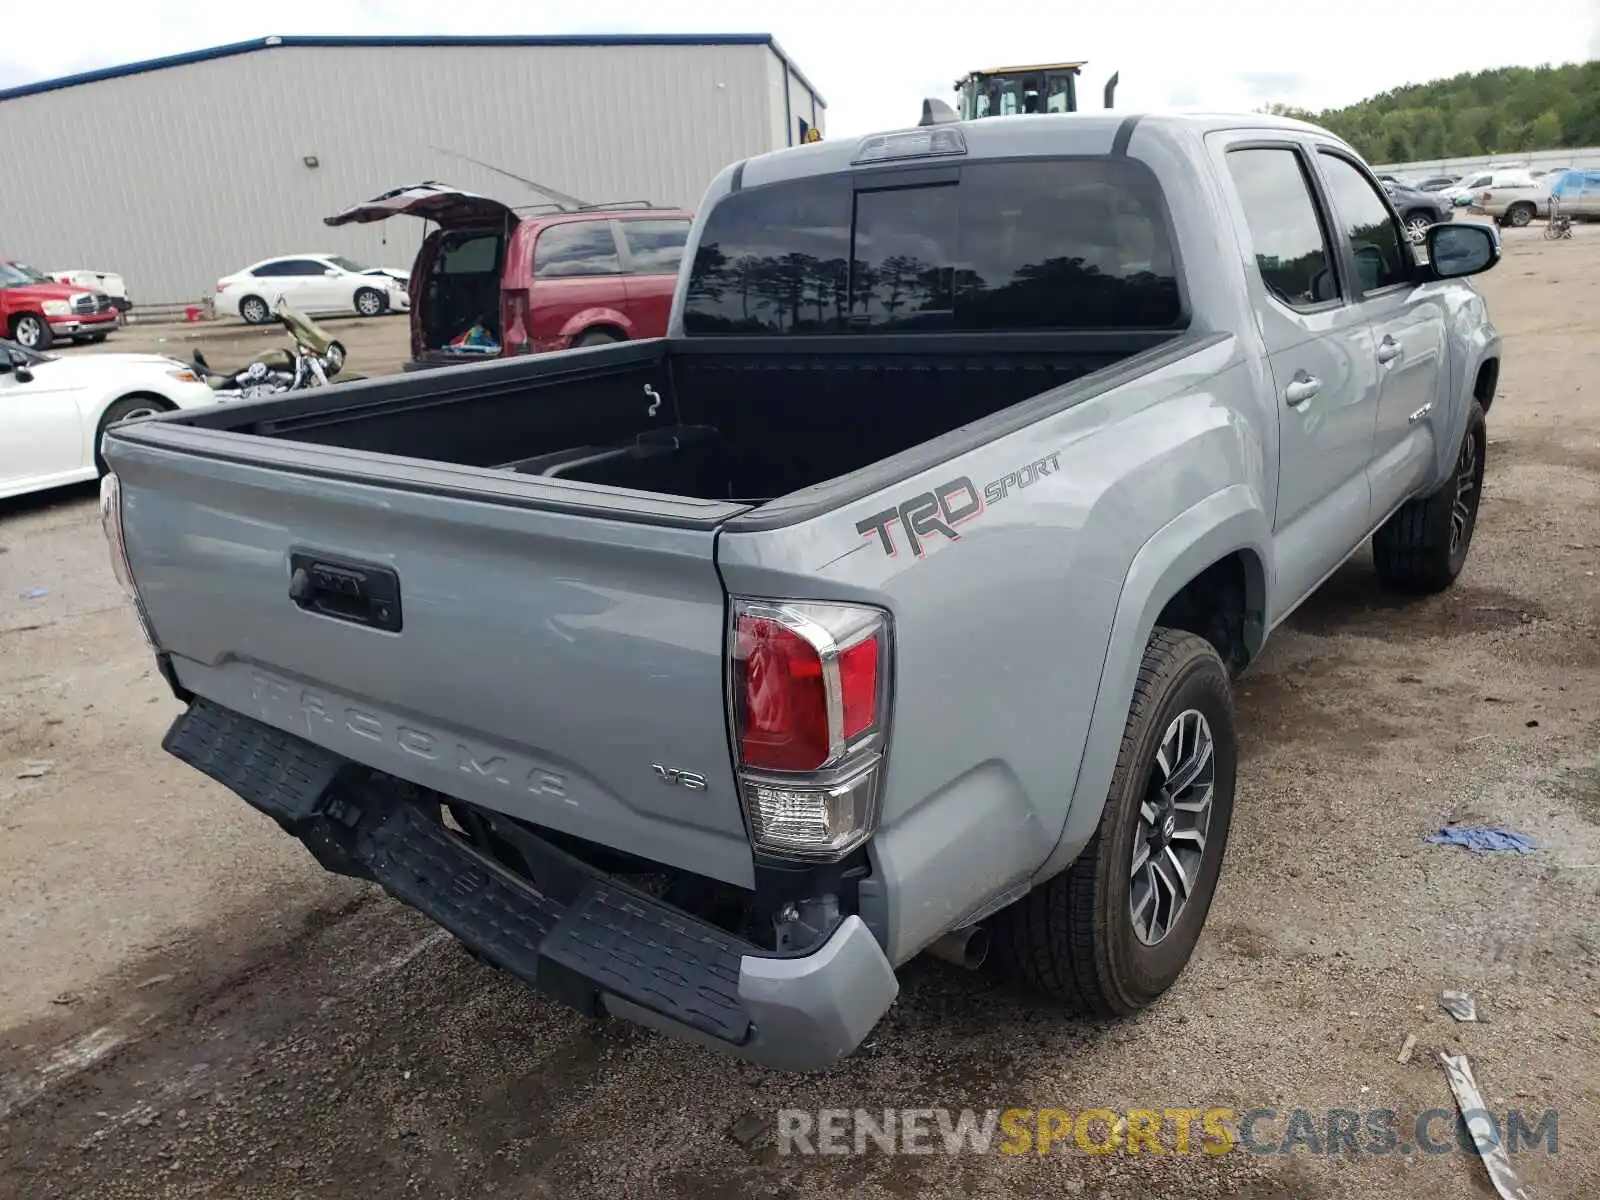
1505, 202, 1535, 228
1372, 401, 1486, 593
11, 313, 51, 351
95, 395, 170, 474
239, 295, 272, 325
993, 630, 1236, 1015
573, 328, 623, 348
354, 287, 386, 317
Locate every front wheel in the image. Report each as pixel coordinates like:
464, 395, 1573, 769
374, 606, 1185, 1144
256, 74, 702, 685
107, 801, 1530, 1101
1404, 213, 1433, 244
992, 630, 1236, 1015
1372, 400, 1486, 593
353, 287, 386, 317
11, 313, 51, 351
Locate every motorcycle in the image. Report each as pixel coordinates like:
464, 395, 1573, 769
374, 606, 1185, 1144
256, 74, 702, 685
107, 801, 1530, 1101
192, 300, 358, 399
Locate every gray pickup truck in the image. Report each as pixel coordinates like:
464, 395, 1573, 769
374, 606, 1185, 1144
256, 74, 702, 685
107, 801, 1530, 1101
101, 112, 1502, 1072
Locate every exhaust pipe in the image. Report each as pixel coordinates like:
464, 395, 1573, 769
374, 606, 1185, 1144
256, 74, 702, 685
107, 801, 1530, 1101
926, 925, 990, 970
1104, 72, 1120, 109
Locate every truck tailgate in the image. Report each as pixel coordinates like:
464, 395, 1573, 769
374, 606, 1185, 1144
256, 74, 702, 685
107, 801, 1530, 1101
108, 429, 757, 888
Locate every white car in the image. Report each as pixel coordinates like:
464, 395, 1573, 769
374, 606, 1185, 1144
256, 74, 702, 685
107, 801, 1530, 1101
215, 254, 410, 325
50, 269, 131, 315
0, 338, 219, 500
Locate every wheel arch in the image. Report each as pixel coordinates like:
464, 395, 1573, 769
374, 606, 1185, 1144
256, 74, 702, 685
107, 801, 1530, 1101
1029, 486, 1271, 887
92, 391, 176, 471
558, 307, 633, 346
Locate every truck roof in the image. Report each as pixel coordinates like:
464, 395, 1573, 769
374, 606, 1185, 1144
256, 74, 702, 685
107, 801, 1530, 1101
736, 111, 1338, 192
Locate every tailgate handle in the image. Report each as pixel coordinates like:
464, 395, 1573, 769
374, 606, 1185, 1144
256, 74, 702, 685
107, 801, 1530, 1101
288, 552, 403, 633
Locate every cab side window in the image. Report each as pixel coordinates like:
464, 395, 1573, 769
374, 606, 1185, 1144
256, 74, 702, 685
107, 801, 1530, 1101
1317, 153, 1409, 293
1225, 147, 1339, 311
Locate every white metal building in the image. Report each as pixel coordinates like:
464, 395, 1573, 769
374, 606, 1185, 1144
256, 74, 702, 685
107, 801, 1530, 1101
0, 35, 826, 307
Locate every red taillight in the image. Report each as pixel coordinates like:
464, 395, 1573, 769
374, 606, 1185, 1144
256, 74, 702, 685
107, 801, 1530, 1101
839, 636, 879, 739
729, 599, 892, 860
736, 614, 831, 771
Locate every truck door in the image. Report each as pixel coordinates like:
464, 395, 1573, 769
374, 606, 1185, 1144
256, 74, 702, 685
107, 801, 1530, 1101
1312, 149, 1449, 522
1214, 138, 1380, 619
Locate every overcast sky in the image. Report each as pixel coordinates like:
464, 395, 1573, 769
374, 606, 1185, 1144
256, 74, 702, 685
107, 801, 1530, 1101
4, 0, 1599, 135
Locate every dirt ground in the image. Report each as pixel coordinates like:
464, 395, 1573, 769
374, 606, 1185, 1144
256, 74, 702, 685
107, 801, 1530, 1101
1, 227, 1597, 1200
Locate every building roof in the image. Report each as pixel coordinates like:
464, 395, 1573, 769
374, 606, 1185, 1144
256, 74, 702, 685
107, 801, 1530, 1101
0, 33, 826, 107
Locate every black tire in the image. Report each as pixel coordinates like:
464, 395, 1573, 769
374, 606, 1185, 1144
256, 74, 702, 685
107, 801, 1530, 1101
354, 287, 386, 318
992, 629, 1236, 1015
1372, 400, 1486, 593
572, 329, 623, 348
11, 313, 51, 351
94, 395, 171, 474
1506, 202, 1535, 228
239, 295, 272, 325
74, 332, 110, 345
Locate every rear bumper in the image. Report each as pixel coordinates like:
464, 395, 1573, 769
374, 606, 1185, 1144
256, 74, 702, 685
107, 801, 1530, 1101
162, 699, 898, 1071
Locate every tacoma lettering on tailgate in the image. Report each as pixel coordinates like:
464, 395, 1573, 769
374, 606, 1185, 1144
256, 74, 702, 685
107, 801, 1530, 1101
854, 450, 1063, 559
248, 672, 571, 801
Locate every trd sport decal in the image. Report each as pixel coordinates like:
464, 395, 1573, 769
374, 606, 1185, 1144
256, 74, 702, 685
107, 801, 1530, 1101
854, 450, 1063, 558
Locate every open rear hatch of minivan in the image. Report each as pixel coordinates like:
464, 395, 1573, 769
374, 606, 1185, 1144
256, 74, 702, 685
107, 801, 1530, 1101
326, 183, 519, 363
107, 418, 760, 888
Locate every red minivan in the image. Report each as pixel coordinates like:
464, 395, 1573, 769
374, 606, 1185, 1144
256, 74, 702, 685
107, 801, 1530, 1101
326, 184, 693, 368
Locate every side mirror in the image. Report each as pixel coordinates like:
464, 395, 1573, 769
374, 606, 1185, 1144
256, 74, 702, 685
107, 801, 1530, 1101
324, 268, 341, 277
1426, 222, 1500, 280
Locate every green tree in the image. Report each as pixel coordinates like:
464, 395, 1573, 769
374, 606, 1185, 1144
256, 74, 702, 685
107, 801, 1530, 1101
1266, 61, 1599, 160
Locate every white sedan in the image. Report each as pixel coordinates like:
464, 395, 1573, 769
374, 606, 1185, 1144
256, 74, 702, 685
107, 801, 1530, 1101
0, 338, 219, 500
215, 254, 410, 325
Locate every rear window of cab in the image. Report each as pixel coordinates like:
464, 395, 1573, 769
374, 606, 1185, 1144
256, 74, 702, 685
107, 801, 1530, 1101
682, 157, 1184, 334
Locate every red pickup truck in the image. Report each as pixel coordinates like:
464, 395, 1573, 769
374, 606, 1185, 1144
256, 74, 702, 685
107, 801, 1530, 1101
325, 185, 692, 369
0, 259, 118, 350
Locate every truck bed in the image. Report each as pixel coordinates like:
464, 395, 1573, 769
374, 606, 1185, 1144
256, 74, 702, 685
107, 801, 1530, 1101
103, 328, 1199, 892
158, 332, 1187, 511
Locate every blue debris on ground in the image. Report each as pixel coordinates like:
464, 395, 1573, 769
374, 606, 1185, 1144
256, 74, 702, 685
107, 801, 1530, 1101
1426, 827, 1537, 855
20, 587, 50, 600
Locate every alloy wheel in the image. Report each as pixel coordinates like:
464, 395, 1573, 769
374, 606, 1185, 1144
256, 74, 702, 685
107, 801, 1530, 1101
1450, 425, 1481, 556
1130, 709, 1216, 947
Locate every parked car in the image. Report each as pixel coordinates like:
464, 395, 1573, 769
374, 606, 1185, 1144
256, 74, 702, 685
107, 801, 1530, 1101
1415, 175, 1460, 192
104, 111, 1502, 1072
1548, 169, 1600, 218
0, 338, 218, 499
1443, 171, 1495, 206
50, 269, 131, 316
1466, 170, 1547, 226
1380, 178, 1455, 242
215, 254, 410, 325
323, 185, 693, 368
0, 259, 118, 350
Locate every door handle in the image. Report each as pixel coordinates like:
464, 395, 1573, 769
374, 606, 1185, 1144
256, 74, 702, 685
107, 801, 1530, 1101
1284, 373, 1321, 407
1376, 336, 1403, 364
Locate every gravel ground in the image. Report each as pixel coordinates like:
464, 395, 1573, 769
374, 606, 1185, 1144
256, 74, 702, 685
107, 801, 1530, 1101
1, 226, 1597, 1199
